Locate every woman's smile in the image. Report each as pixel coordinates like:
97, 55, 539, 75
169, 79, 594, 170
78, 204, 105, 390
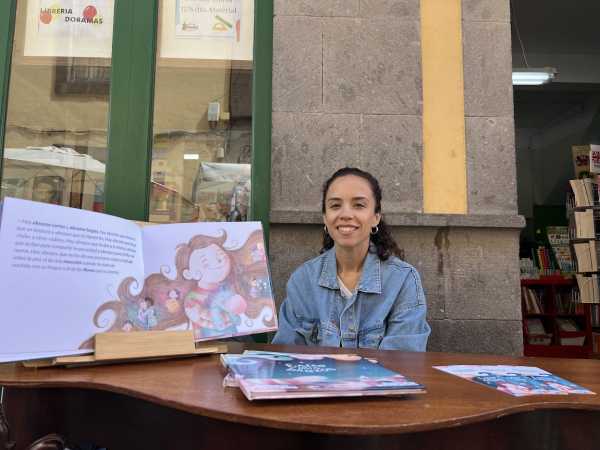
336, 225, 359, 235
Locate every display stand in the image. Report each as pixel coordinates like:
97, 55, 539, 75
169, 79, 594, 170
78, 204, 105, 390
22, 330, 227, 368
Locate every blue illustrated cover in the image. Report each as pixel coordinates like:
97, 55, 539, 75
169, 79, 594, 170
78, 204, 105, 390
434, 365, 595, 397
222, 351, 426, 400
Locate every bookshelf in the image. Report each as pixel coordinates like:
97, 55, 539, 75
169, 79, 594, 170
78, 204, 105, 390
521, 276, 593, 358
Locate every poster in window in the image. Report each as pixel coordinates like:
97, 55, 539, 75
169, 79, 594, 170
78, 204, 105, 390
160, 0, 254, 61
24, 0, 114, 58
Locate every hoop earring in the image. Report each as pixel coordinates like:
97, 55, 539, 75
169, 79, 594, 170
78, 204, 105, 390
324, 225, 329, 235
371, 225, 379, 235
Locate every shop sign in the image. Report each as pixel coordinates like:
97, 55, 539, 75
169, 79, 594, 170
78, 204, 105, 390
160, 0, 253, 61
24, 0, 114, 58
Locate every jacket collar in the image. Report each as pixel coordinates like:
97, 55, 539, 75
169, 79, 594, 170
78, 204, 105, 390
318, 246, 382, 294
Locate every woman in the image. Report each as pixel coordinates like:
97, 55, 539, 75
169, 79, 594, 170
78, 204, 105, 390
272, 167, 430, 351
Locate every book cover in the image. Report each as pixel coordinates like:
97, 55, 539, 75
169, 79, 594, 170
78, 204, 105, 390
0, 198, 277, 362
223, 351, 426, 401
576, 274, 600, 304
434, 365, 595, 397
570, 179, 595, 207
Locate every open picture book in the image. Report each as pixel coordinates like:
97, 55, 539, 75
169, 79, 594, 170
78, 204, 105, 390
0, 198, 277, 362
221, 350, 426, 401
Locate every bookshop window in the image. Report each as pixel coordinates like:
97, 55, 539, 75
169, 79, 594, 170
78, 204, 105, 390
0, 0, 114, 211
149, 0, 254, 223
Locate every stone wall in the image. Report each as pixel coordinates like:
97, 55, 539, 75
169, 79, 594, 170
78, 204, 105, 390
269, 0, 523, 355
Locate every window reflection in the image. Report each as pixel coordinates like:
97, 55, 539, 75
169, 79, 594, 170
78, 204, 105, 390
0, 0, 114, 211
149, 0, 254, 223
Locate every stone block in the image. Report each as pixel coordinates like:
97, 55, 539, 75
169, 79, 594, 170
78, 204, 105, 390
443, 228, 521, 320
269, 224, 326, 305
462, 0, 510, 22
323, 18, 421, 114
273, 17, 323, 112
467, 116, 518, 215
463, 21, 513, 117
274, 0, 359, 17
271, 112, 361, 211
428, 319, 523, 355
359, 0, 420, 19
359, 115, 422, 213
392, 227, 446, 320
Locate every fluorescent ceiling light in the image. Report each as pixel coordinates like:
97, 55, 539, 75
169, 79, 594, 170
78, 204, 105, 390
183, 153, 199, 160
512, 67, 557, 86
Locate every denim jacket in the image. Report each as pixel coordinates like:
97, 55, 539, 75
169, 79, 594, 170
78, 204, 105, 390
272, 247, 431, 351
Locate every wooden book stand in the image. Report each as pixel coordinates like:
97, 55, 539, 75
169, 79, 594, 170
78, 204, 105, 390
23, 330, 227, 368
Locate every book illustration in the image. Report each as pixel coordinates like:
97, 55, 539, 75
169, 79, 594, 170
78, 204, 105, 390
434, 365, 594, 397
0, 197, 276, 362
223, 351, 426, 401
87, 229, 274, 345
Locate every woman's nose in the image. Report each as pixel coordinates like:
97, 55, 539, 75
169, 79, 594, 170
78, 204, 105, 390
339, 205, 353, 218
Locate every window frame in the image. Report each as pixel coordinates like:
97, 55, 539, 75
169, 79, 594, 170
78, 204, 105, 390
0, 0, 272, 234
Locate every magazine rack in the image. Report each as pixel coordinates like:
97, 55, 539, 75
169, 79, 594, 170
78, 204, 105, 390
22, 330, 227, 368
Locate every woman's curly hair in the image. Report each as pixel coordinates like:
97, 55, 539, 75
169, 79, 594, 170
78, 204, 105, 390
320, 167, 402, 261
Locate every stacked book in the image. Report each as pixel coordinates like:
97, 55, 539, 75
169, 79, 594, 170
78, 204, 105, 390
220, 350, 426, 401
568, 179, 600, 304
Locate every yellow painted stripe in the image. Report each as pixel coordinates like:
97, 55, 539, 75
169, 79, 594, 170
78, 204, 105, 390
420, 0, 467, 214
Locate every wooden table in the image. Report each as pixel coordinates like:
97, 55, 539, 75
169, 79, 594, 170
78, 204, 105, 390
1, 344, 600, 450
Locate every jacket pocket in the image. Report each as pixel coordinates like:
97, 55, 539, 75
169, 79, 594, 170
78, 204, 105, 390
358, 321, 385, 348
294, 318, 320, 345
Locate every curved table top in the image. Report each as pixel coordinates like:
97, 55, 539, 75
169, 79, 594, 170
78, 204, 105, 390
1, 344, 600, 435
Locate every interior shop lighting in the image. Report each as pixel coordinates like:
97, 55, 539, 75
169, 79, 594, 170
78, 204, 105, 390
512, 67, 557, 86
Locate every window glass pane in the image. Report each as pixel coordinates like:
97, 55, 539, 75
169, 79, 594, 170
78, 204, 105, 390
1, 0, 114, 211
150, 0, 254, 223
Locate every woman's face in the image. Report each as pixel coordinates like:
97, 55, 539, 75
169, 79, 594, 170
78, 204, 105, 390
185, 244, 232, 284
323, 175, 380, 253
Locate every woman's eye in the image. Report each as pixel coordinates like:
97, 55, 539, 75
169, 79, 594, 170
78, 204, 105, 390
355, 203, 366, 208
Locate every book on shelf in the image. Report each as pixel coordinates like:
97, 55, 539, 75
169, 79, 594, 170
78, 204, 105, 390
0, 198, 277, 363
573, 241, 598, 273
526, 318, 547, 334
573, 209, 595, 239
593, 332, 600, 353
556, 318, 581, 333
575, 274, 600, 304
519, 258, 539, 279
555, 318, 586, 345
569, 179, 595, 207
554, 290, 580, 314
434, 365, 595, 397
591, 304, 600, 327
525, 318, 552, 345
546, 226, 574, 273
220, 350, 426, 401
569, 178, 598, 208
572, 145, 592, 179
534, 246, 556, 276
560, 336, 586, 346
522, 287, 544, 314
